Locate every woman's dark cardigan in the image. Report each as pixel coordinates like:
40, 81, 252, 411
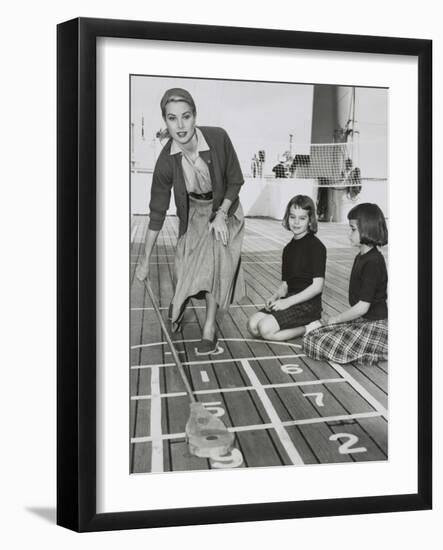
148, 126, 244, 237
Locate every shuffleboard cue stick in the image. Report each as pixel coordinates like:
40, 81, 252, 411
144, 280, 234, 459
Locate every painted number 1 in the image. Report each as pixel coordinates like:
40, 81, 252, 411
329, 433, 367, 455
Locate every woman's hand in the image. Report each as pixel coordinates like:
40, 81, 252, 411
270, 298, 291, 311
209, 211, 229, 246
135, 259, 149, 282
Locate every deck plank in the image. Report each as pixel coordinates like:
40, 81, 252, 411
191, 306, 286, 467
131, 442, 152, 473
130, 216, 388, 472
357, 417, 388, 455
329, 423, 387, 461
271, 426, 319, 465
236, 430, 285, 467
340, 365, 388, 409
170, 441, 209, 471
298, 424, 353, 463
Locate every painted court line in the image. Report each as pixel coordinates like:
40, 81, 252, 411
131, 260, 280, 265
130, 225, 138, 244
131, 354, 305, 370
131, 253, 174, 258
131, 411, 383, 444
201, 371, 210, 383
131, 303, 265, 311
328, 361, 388, 420
131, 378, 345, 400
240, 359, 304, 465
149, 365, 164, 473
131, 252, 281, 259
132, 385, 255, 400
131, 337, 302, 351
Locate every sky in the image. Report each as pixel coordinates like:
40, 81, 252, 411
131, 75, 314, 172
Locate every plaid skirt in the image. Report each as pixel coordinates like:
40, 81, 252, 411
261, 294, 322, 331
303, 317, 388, 366
171, 196, 246, 332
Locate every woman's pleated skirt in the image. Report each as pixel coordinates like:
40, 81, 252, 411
170, 196, 246, 332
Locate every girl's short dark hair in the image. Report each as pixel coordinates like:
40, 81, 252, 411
160, 88, 196, 118
282, 195, 318, 233
347, 203, 388, 246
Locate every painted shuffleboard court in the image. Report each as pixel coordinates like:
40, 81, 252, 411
130, 216, 388, 473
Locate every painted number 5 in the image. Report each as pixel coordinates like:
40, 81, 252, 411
329, 433, 367, 455
210, 448, 244, 469
202, 401, 225, 418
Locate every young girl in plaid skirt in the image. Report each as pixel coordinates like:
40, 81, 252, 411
247, 195, 326, 341
303, 203, 388, 366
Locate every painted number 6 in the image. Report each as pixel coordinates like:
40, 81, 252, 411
329, 433, 367, 455
281, 364, 303, 375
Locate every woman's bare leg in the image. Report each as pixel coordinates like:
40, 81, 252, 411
247, 311, 268, 337
202, 292, 218, 340
258, 316, 306, 341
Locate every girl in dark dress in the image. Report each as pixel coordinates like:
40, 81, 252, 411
303, 203, 388, 366
248, 195, 326, 341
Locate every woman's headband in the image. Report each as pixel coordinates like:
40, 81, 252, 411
160, 88, 196, 117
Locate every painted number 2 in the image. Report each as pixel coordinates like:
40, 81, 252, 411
329, 433, 367, 455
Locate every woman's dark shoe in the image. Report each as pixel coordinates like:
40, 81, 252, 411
195, 336, 218, 355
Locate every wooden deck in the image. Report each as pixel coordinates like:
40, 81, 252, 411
130, 216, 388, 473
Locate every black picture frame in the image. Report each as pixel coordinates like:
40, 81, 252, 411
57, 17, 432, 532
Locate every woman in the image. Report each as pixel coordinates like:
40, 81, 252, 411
136, 88, 246, 354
